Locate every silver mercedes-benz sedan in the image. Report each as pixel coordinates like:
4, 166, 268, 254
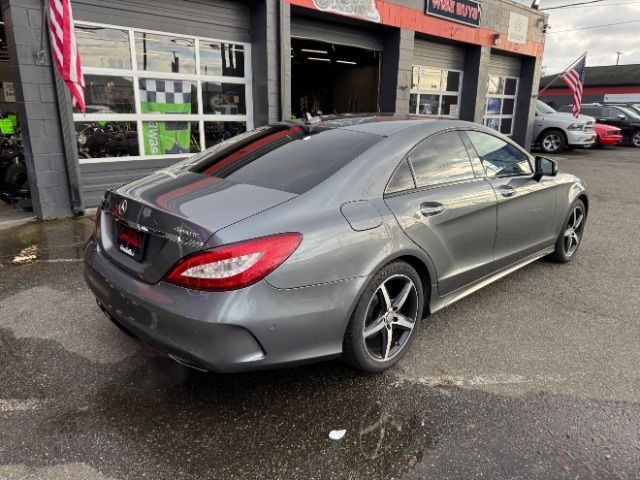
84, 116, 588, 373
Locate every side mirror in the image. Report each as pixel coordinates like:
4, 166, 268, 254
534, 156, 558, 179
617, 114, 628, 120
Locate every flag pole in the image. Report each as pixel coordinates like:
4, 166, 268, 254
534, 52, 587, 98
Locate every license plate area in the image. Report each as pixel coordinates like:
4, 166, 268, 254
116, 222, 147, 261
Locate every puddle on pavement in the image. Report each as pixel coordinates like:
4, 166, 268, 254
1, 327, 639, 479
0, 217, 92, 267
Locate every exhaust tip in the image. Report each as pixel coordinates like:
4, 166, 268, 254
167, 353, 208, 372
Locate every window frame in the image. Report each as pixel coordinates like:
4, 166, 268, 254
384, 129, 481, 197
461, 128, 534, 179
409, 65, 464, 118
483, 75, 519, 137
74, 21, 253, 164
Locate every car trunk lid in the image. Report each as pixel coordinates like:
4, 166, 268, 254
99, 170, 297, 283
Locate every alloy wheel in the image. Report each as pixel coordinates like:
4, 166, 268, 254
363, 274, 419, 362
542, 133, 562, 153
632, 131, 640, 147
563, 205, 585, 257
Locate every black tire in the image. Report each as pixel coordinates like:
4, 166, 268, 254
592, 136, 601, 149
343, 261, 424, 373
539, 130, 566, 154
631, 130, 640, 148
547, 199, 587, 263
3, 162, 29, 196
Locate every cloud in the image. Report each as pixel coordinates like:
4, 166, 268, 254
513, 0, 640, 74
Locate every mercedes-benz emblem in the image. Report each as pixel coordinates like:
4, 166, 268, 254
118, 199, 128, 215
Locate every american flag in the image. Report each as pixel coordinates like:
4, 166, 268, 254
48, 0, 85, 112
561, 54, 587, 118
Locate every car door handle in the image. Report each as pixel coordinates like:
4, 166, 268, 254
498, 185, 517, 197
420, 202, 445, 217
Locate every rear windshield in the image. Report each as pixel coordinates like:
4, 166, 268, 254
169, 125, 381, 195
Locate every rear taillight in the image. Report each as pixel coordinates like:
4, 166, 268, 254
164, 233, 302, 291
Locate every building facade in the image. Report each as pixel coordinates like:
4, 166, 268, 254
0, 0, 547, 218
538, 64, 640, 110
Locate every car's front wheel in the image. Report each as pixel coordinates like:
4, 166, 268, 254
631, 130, 640, 147
343, 261, 423, 372
540, 130, 566, 154
548, 199, 586, 263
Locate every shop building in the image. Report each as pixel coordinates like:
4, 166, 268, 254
0, 0, 547, 219
538, 64, 640, 110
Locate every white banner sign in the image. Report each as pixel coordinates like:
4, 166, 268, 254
604, 93, 640, 103
508, 13, 529, 45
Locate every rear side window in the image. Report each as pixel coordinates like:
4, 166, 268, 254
408, 131, 476, 188
386, 159, 416, 194
466, 130, 532, 177
180, 126, 381, 194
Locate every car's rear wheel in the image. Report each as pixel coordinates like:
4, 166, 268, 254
540, 130, 566, 154
631, 130, 640, 147
343, 261, 423, 372
548, 199, 586, 263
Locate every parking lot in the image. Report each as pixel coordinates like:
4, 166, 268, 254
1, 146, 639, 479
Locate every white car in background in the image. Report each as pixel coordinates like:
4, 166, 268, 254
533, 100, 596, 153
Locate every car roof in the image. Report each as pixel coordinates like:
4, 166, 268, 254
281, 114, 481, 137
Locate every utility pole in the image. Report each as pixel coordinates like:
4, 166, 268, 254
616, 51, 623, 65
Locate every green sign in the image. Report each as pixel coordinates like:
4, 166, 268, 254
139, 79, 192, 155
0, 118, 15, 135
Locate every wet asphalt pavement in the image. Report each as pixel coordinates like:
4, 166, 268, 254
1, 147, 640, 479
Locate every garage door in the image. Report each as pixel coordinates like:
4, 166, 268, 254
72, 0, 251, 207
485, 52, 522, 136
488, 52, 522, 77
291, 16, 381, 51
413, 38, 465, 71
410, 38, 465, 117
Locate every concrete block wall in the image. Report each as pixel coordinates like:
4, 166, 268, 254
1, 0, 74, 219
481, 0, 548, 45
251, 0, 282, 126
379, 28, 415, 115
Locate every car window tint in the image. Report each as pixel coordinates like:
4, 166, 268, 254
386, 159, 416, 194
466, 131, 532, 177
180, 126, 381, 195
408, 132, 476, 188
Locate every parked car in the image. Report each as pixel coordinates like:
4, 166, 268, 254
534, 100, 596, 153
593, 123, 623, 148
84, 116, 589, 373
560, 103, 640, 147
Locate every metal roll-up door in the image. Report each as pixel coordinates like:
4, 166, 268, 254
488, 53, 522, 77
291, 16, 381, 51
413, 38, 465, 70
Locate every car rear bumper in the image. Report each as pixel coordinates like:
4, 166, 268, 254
567, 130, 596, 147
599, 135, 623, 145
84, 238, 365, 372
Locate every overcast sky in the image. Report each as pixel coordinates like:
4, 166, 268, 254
513, 0, 640, 75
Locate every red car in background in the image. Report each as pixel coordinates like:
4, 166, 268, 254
593, 123, 623, 148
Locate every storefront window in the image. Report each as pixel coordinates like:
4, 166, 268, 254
135, 32, 195, 74
204, 121, 247, 147
73, 22, 252, 162
200, 43, 245, 77
202, 82, 246, 115
76, 26, 131, 69
484, 75, 519, 136
75, 121, 139, 159
77, 75, 135, 114
409, 66, 463, 118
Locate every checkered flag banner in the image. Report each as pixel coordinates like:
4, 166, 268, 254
139, 79, 192, 105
